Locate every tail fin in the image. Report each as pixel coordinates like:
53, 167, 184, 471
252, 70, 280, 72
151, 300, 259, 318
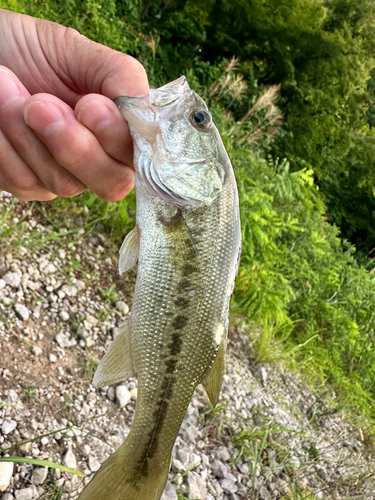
77, 436, 169, 500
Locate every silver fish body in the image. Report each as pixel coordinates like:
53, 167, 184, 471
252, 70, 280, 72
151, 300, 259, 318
78, 77, 241, 500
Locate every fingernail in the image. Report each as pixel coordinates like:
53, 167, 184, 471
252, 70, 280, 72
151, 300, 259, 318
0, 69, 22, 108
24, 101, 65, 136
77, 100, 114, 131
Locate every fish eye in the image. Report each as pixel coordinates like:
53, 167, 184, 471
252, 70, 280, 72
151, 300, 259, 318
190, 109, 212, 129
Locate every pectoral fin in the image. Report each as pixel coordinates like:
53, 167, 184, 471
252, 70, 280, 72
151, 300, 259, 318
119, 226, 139, 275
202, 339, 226, 407
93, 318, 135, 387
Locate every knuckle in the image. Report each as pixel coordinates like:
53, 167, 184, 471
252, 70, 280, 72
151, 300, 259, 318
16, 174, 44, 194
96, 170, 134, 202
52, 177, 85, 198
56, 135, 93, 171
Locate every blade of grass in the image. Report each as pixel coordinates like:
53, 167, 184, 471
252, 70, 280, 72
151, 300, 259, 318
0, 457, 85, 477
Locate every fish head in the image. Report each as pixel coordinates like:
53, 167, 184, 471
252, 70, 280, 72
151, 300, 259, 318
115, 76, 225, 208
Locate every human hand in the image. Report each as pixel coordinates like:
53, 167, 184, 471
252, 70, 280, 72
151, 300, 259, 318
0, 9, 149, 201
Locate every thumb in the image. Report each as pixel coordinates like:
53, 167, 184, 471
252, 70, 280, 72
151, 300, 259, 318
35, 17, 149, 105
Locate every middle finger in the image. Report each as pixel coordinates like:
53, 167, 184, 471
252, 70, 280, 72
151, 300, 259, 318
0, 67, 86, 198
24, 94, 135, 201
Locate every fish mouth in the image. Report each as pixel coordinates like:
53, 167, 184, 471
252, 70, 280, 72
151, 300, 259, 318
114, 76, 193, 125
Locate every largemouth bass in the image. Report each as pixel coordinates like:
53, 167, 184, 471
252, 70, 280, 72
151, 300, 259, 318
78, 76, 241, 500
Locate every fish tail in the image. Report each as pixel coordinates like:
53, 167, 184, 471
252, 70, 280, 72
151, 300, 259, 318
77, 433, 170, 500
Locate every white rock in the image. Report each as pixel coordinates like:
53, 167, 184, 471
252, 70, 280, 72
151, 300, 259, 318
31, 467, 48, 485
236, 462, 249, 474
55, 478, 65, 488
186, 472, 207, 500
44, 263, 57, 274
0, 279, 6, 290
0, 461, 14, 492
1, 420, 17, 435
61, 285, 78, 297
211, 459, 229, 479
14, 304, 30, 321
2, 272, 21, 288
32, 346, 42, 356
88, 456, 101, 472
73, 279, 85, 290
172, 458, 185, 473
216, 446, 231, 462
49, 354, 57, 363
55, 332, 70, 349
107, 386, 115, 401
160, 481, 177, 500
115, 301, 129, 315
82, 445, 91, 456
59, 311, 70, 322
116, 386, 131, 407
179, 421, 199, 443
32, 306, 41, 319
14, 486, 39, 500
219, 478, 238, 494
7, 389, 18, 403
2, 493, 15, 500
63, 448, 77, 469
19, 443, 31, 454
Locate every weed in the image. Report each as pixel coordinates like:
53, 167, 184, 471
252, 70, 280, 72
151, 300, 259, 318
22, 384, 37, 403
99, 284, 120, 304
83, 356, 99, 381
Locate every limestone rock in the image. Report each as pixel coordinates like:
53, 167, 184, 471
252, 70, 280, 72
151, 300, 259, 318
186, 472, 207, 500
0, 461, 14, 492
31, 467, 48, 485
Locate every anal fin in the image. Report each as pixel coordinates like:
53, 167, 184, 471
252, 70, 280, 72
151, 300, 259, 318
202, 339, 226, 407
93, 318, 135, 388
119, 226, 139, 275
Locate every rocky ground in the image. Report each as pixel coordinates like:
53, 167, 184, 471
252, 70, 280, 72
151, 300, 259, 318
0, 190, 375, 500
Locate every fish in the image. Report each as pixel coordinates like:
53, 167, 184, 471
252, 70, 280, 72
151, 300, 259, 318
77, 76, 241, 500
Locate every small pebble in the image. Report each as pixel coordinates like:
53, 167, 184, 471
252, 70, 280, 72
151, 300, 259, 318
1, 420, 17, 435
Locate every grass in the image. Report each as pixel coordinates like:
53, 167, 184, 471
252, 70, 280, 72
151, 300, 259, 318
0, 456, 85, 477
41, 470, 63, 500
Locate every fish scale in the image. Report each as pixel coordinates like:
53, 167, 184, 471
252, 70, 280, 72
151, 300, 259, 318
78, 76, 241, 500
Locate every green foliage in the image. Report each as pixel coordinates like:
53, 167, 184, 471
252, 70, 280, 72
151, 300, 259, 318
193, 63, 375, 420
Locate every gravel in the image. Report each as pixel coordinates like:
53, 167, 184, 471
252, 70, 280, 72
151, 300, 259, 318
30, 468, 48, 486
1, 421, 17, 435
63, 449, 77, 470
115, 385, 131, 407
14, 304, 29, 321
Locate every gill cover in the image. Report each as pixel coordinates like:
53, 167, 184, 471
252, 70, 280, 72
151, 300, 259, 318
116, 77, 225, 208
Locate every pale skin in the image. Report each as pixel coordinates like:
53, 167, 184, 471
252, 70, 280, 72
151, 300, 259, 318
0, 9, 149, 201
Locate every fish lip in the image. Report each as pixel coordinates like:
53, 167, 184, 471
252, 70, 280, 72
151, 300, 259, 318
114, 95, 144, 110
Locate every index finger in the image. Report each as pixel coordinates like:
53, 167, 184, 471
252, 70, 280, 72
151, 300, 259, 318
35, 18, 149, 105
